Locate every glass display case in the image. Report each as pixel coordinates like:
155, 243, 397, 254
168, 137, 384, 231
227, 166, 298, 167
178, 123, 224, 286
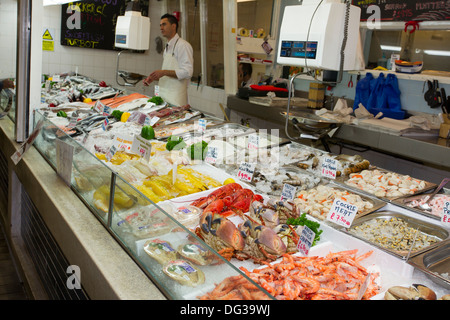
32, 110, 273, 300
0, 88, 15, 122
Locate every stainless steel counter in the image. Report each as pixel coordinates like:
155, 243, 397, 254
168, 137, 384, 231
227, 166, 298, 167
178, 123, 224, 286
226, 95, 450, 170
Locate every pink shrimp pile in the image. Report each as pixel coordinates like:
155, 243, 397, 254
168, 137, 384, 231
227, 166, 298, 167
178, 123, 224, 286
199, 249, 381, 300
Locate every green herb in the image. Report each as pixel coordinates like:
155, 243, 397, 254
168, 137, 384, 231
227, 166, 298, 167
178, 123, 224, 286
56, 110, 67, 118
111, 109, 124, 121
287, 213, 323, 246
189, 141, 208, 160
148, 96, 164, 105
166, 135, 187, 151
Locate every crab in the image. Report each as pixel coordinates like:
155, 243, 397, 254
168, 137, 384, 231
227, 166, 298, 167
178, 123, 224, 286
273, 223, 301, 254
248, 199, 280, 228
195, 210, 245, 261
236, 218, 287, 264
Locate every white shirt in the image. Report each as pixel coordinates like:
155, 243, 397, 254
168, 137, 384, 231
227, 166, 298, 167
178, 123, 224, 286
164, 33, 194, 80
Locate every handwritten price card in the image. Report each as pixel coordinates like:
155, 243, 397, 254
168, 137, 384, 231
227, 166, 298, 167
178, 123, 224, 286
297, 225, 315, 256
321, 157, 337, 179
112, 133, 133, 153
327, 198, 358, 228
131, 135, 152, 161
442, 201, 450, 227
237, 162, 256, 182
198, 119, 207, 134
205, 146, 218, 164
280, 183, 297, 201
247, 134, 259, 151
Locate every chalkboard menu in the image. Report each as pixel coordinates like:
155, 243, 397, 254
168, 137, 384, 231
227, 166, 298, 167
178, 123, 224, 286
353, 0, 450, 22
61, 0, 149, 50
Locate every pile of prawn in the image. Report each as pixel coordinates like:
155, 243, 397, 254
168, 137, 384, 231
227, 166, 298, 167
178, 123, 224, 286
198, 249, 381, 300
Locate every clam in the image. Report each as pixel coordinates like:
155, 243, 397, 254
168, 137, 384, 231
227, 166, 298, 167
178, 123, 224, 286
384, 284, 436, 300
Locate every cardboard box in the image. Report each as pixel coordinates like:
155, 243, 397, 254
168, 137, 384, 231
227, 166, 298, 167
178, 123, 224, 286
308, 82, 325, 109
439, 123, 450, 139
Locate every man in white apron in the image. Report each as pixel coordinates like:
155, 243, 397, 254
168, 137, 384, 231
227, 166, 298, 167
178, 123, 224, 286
143, 14, 193, 106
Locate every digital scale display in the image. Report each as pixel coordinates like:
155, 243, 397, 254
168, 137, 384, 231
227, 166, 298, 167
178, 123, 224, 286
280, 40, 318, 60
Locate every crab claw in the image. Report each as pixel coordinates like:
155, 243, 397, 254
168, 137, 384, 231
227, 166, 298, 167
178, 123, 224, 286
200, 212, 213, 234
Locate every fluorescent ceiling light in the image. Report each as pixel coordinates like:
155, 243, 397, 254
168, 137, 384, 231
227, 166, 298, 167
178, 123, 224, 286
424, 49, 450, 56
43, 0, 75, 6
380, 45, 401, 51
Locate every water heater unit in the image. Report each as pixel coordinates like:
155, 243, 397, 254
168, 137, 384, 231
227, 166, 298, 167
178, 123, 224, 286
115, 2, 150, 51
277, 0, 361, 71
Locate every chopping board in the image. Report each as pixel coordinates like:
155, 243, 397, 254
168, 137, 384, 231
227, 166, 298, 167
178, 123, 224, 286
359, 117, 412, 133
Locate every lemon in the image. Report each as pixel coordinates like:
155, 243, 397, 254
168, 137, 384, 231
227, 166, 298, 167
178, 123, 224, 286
223, 178, 235, 185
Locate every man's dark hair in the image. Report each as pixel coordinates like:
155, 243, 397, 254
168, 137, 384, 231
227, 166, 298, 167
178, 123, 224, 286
240, 63, 252, 77
161, 13, 178, 32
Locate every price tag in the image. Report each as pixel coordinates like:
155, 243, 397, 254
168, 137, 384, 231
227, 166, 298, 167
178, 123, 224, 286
441, 201, 450, 227
113, 133, 134, 153
102, 117, 109, 131
106, 145, 117, 161
102, 106, 111, 116
205, 146, 218, 164
321, 157, 337, 179
297, 225, 315, 256
52, 74, 61, 82
94, 100, 105, 113
154, 85, 160, 96
11, 119, 44, 165
198, 119, 207, 134
326, 198, 358, 228
248, 133, 259, 151
55, 138, 74, 186
67, 118, 77, 129
149, 116, 160, 127
131, 135, 152, 161
280, 183, 296, 201
237, 162, 256, 182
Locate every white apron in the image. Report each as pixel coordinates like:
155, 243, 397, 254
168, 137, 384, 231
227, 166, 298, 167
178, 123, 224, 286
159, 44, 189, 106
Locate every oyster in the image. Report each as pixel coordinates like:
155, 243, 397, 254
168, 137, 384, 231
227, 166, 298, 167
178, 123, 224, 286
163, 260, 205, 287
384, 284, 436, 300
177, 243, 216, 266
143, 239, 177, 265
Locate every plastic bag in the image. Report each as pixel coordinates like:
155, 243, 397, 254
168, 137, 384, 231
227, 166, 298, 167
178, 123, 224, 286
353, 72, 375, 110
372, 73, 405, 119
126, 111, 150, 125
365, 73, 385, 111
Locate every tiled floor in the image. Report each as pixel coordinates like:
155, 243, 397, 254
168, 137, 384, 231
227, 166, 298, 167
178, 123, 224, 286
0, 229, 28, 300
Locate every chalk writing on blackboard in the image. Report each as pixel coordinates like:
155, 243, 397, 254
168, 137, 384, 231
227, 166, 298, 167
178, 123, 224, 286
353, 0, 450, 22
61, 0, 149, 50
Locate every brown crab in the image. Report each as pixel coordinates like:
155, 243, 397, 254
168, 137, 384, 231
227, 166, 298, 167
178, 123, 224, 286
236, 218, 287, 264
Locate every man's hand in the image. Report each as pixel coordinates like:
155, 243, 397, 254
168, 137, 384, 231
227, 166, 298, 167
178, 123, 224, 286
149, 70, 167, 81
143, 76, 153, 86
